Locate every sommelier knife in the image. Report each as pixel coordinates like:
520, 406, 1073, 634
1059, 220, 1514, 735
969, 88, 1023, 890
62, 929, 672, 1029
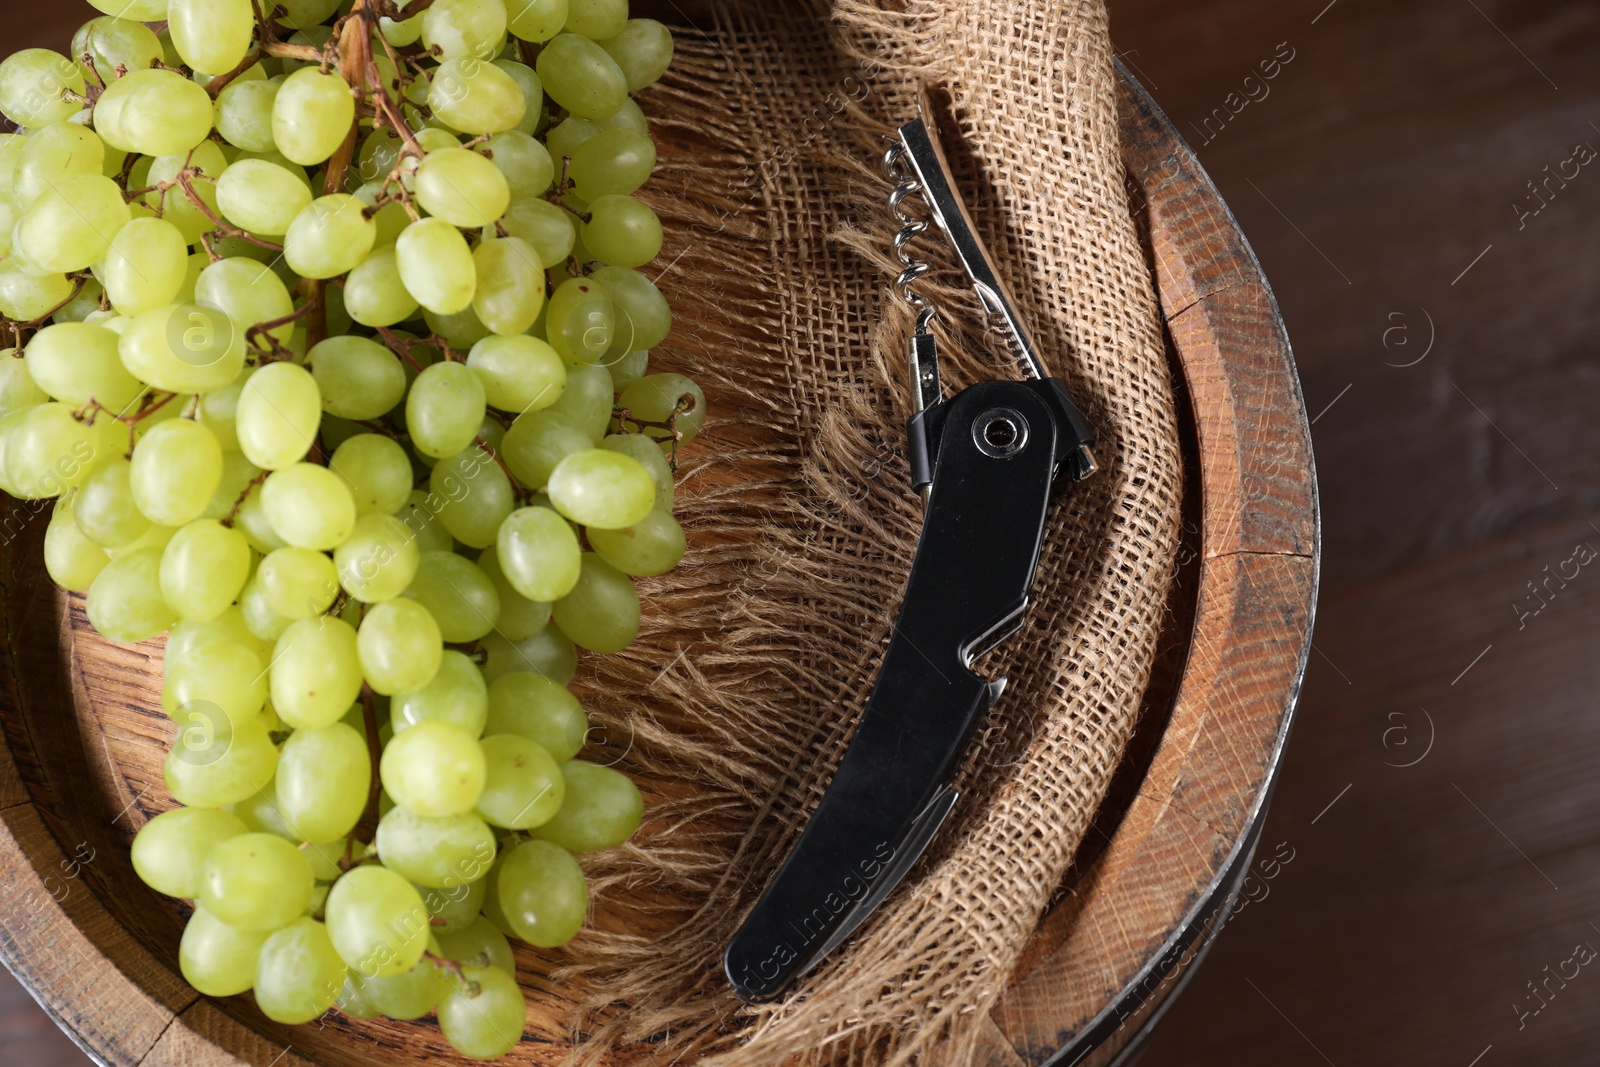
722, 90, 1099, 1003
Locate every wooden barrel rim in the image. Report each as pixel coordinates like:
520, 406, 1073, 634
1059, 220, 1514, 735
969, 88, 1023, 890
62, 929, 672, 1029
0, 61, 1318, 1067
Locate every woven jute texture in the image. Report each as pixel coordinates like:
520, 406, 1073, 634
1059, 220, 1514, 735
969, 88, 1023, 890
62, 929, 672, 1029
551, 2, 1182, 1064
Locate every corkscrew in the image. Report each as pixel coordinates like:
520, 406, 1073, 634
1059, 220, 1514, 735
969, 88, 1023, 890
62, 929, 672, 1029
724, 89, 1100, 1003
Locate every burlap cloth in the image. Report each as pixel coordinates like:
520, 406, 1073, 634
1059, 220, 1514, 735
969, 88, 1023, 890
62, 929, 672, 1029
550, 1, 1183, 1064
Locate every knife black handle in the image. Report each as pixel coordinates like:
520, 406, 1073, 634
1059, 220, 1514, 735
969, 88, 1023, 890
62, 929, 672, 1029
724, 377, 1089, 1002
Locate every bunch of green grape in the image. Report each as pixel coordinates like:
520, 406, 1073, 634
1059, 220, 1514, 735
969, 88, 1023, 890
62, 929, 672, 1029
0, 0, 698, 1056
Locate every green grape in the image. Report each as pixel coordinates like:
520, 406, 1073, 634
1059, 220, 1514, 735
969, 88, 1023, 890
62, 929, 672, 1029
110, 519, 179, 557
484, 130, 553, 197
422, 0, 507, 60
408, 361, 488, 459
419, 878, 487, 934
168, 0, 252, 76
271, 615, 364, 729
359, 597, 444, 695
336, 512, 420, 602
500, 196, 576, 267
119, 303, 247, 394
163, 714, 278, 807
403, 552, 500, 643
308, 335, 406, 421
546, 448, 653, 530
130, 418, 224, 526
392, 647, 488, 735
166, 608, 265, 677
94, 68, 213, 156
589, 265, 669, 350
603, 349, 648, 393
195, 258, 296, 346
239, 579, 292, 642
424, 303, 494, 349
85, 547, 174, 641
476, 734, 563, 829
276, 723, 371, 844
428, 58, 527, 135
272, 0, 342, 29
507, 0, 567, 42
180, 905, 270, 997
215, 78, 281, 153
598, 18, 672, 91
0, 262, 74, 322
544, 115, 601, 162
551, 552, 638, 653
380, 11, 425, 46
500, 409, 589, 488
215, 159, 312, 237
474, 546, 550, 641
375, 805, 496, 887
324, 865, 431, 979
497, 838, 585, 945
568, 129, 655, 200
194, 370, 249, 453
163, 639, 267, 734
484, 672, 585, 760
13, 174, 129, 274
414, 126, 461, 154
272, 67, 356, 166
45, 496, 111, 591
466, 335, 562, 415
0, 348, 45, 416
437, 965, 526, 1059
0, 48, 85, 128
200, 831, 314, 930
490, 59, 542, 136
495, 505, 581, 602
482, 621, 575, 685
330, 433, 412, 517
581, 195, 662, 268
544, 362, 613, 440
360, 959, 447, 1020
532, 759, 641, 852
537, 34, 626, 121
476, 846, 514, 935
588, 506, 684, 578
53, 277, 106, 324
433, 914, 512, 974
415, 147, 510, 228
343, 246, 419, 327
397, 488, 455, 554
261, 463, 356, 550
471, 237, 546, 338
543, 276, 616, 367
256, 547, 337, 619
380, 719, 485, 816
336, 970, 381, 1019
72, 17, 163, 85
14, 123, 103, 208
563, 0, 625, 39
618, 372, 706, 449
0, 134, 22, 201
285, 194, 378, 279
160, 518, 251, 620
4, 402, 108, 499
24, 323, 141, 412
396, 217, 477, 316
101, 217, 188, 318
131, 806, 248, 899
140, 141, 226, 245
255, 918, 347, 1023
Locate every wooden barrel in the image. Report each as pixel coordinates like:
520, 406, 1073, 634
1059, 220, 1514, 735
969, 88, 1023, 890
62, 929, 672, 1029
0, 48, 1315, 1067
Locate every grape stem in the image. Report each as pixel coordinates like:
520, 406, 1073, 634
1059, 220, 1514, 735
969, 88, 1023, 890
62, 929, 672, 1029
203, 49, 262, 98
474, 434, 529, 501
245, 299, 320, 359
374, 326, 430, 373
424, 952, 477, 993
74, 390, 179, 428
218, 469, 269, 527
356, 684, 383, 841
613, 402, 690, 471
2, 275, 90, 352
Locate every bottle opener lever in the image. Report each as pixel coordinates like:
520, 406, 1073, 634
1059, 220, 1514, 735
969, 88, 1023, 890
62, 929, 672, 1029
723, 89, 1099, 1003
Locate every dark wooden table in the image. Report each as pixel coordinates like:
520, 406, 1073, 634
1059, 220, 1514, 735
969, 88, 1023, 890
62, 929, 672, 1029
1109, 1, 1600, 1065
4, 1, 1599, 1065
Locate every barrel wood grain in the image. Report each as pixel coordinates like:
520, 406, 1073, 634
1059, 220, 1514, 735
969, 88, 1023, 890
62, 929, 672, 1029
0, 61, 1316, 1067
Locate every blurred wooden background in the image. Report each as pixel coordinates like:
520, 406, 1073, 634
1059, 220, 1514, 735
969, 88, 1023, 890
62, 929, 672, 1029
4, 0, 1600, 1064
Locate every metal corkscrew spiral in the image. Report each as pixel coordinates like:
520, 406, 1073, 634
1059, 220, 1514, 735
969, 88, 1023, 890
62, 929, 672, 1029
883, 139, 943, 416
